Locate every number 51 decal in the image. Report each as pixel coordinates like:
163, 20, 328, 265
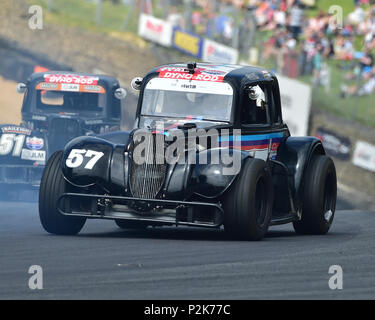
0, 134, 26, 156
66, 149, 104, 170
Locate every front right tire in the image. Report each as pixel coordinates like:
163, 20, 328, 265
39, 151, 86, 235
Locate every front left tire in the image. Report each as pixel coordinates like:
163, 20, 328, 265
39, 151, 86, 235
223, 158, 274, 241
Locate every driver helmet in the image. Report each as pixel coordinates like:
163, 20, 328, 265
186, 92, 204, 103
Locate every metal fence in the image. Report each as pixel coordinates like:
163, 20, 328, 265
45, 0, 257, 60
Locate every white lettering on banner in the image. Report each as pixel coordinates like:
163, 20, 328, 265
202, 39, 239, 64
159, 71, 225, 82
40, 82, 58, 90
21, 149, 46, 162
163, 72, 193, 80
277, 74, 312, 136
44, 74, 98, 85
158, 67, 186, 73
61, 83, 80, 92
160, 72, 221, 82
146, 78, 233, 95
1, 126, 31, 135
138, 14, 172, 47
352, 140, 375, 172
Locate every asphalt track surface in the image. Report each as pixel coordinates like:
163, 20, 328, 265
0, 199, 374, 300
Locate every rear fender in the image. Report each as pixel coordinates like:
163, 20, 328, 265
277, 136, 325, 210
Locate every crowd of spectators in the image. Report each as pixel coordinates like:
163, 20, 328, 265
166, 0, 241, 46
165, 0, 375, 97
252, 0, 375, 96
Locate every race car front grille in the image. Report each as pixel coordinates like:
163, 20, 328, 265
129, 134, 167, 199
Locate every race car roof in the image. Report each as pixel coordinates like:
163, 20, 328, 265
144, 62, 276, 89
26, 71, 120, 89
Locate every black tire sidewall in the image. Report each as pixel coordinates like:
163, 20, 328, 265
294, 155, 337, 235
39, 151, 86, 235
224, 158, 273, 240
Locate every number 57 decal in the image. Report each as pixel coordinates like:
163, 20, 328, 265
66, 149, 104, 170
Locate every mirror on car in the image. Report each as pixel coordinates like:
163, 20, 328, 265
131, 77, 143, 91
114, 87, 127, 100
16, 82, 27, 94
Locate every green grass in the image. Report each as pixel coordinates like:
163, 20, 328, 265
32, 0, 138, 33
312, 62, 375, 127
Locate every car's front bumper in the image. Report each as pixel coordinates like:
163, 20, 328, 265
58, 193, 224, 228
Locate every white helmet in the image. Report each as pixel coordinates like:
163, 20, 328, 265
186, 92, 204, 103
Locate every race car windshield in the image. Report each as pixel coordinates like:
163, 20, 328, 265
141, 78, 233, 122
35, 90, 106, 114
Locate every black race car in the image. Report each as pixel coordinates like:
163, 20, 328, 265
0, 72, 126, 196
39, 63, 337, 240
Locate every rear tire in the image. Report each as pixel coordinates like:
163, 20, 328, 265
223, 158, 273, 241
39, 151, 86, 235
293, 155, 337, 235
115, 220, 148, 229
